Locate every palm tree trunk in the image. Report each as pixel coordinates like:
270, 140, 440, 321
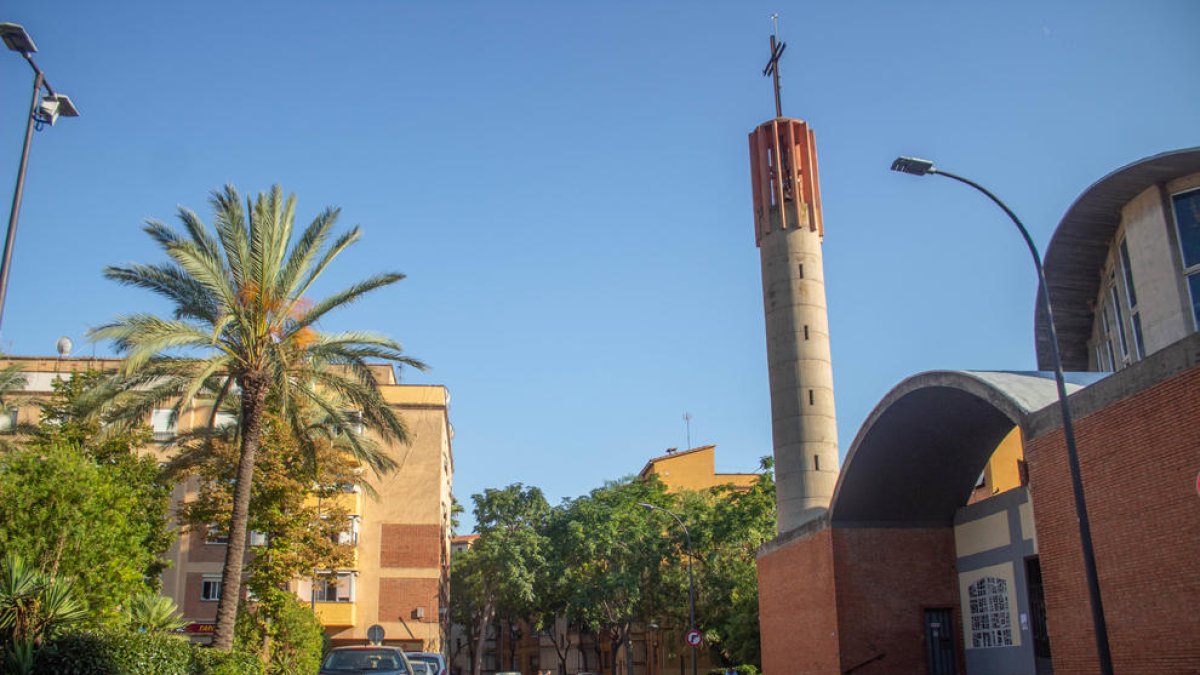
211, 371, 270, 651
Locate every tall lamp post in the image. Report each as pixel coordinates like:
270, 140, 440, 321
890, 156, 1113, 675
1, 22, 79, 334
639, 503, 698, 675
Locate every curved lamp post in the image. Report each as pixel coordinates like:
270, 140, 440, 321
638, 503, 698, 675
891, 156, 1113, 675
1, 22, 79, 334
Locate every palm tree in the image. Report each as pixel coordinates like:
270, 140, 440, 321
0, 553, 86, 673
123, 591, 187, 633
89, 185, 425, 650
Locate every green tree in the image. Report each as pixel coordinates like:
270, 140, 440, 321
690, 458, 775, 669
553, 478, 683, 675
451, 484, 549, 675
89, 185, 425, 649
0, 445, 169, 626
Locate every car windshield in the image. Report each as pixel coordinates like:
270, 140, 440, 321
322, 649, 407, 671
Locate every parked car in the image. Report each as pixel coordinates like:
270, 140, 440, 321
405, 651, 447, 675
319, 646, 414, 674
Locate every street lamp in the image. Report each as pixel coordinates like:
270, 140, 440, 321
891, 156, 1113, 675
1, 22, 79, 334
638, 503, 697, 675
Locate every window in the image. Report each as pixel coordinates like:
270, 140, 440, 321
313, 571, 356, 603
1109, 285, 1129, 358
205, 524, 229, 545
343, 410, 364, 436
213, 411, 237, 430
968, 576, 1013, 648
1173, 188, 1200, 329
335, 516, 361, 546
201, 575, 222, 601
151, 408, 176, 442
0, 409, 16, 433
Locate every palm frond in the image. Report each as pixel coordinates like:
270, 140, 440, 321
288, 226, 361, 306
290, 272, 407, 334
103, 262, 219, 322
279, 206, 339, 304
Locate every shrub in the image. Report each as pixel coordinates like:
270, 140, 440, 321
189, 646, 264, 675
33, 628, 262, 674
708, 666, 760, 675
35, 629, 190, 674
234, 593, 323, 675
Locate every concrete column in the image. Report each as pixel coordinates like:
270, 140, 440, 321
748, 118, 839, 533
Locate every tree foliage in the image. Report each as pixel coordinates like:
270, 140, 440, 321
0, 444, 170, 626
451, 484, 549, 675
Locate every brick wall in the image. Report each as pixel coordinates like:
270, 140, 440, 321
187, 527, 226, 563
378, 577, 439, 624
182, 572, 218, 621
832, 528, 961, 675
380, 523, 441, 568
757, 527, 840, 675
1025, 365, 1200, 674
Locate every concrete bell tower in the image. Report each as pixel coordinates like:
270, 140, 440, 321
749, 31, 838, 533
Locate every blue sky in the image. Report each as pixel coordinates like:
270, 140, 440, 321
3, 2, 1198, 530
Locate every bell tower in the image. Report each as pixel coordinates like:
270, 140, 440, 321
749, 28, 838, 533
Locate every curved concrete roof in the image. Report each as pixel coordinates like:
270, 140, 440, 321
1035, 147, 1200, 370
828, 370, 1102, 528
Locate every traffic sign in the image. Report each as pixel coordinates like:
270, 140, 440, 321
684, 629, 703, 648
367, 624, 385, 645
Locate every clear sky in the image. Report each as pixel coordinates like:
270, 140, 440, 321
3, 2, 1198, 531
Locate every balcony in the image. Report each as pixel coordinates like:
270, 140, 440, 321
314, 601, 356, 627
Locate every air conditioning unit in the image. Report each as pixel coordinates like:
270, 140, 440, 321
414, 606, 425, 619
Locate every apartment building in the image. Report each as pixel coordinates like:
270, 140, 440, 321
0, 356, 453, 652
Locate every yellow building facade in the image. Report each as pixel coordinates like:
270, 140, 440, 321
637, 445, 758, 493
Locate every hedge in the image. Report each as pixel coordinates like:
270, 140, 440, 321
707, 666, 760, 675
33, 629, 262, 675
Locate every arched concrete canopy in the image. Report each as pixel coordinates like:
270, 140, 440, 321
1035, 147, 1200, 370
829, 370, 1103, 528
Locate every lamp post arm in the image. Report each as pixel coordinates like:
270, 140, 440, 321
926, 167, 1114, 675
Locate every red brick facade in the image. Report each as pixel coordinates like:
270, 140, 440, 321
758, 528, 840, 674
378, 577, 439, 624
380, 523, 441, 568
1025, 365, 1200, 674
833, 528, 961, 675
758, 526, 961, 675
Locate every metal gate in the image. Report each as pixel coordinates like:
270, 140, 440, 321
923, 608, 957, 675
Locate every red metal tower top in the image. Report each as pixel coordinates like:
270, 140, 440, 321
748, 118, 824, 245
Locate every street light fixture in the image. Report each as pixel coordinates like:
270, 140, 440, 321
1, 22, 79, 334
891, 156, 1114, 675
638, 503, 698, 675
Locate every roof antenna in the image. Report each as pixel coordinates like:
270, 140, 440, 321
763, 13, 787, 118
683, 412, 692, 450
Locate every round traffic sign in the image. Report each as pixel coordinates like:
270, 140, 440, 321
367, 624, 385, 645
684, 629, 703, 647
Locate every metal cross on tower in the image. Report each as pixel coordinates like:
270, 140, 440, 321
762, 14, 787, 118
